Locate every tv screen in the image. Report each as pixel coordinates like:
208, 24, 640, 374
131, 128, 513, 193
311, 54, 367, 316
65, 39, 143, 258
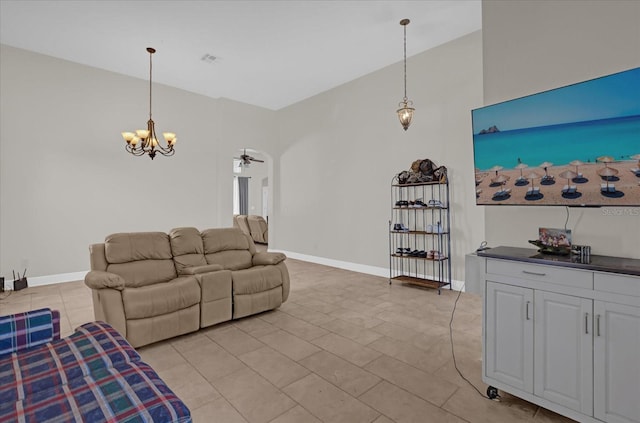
472, 67, 640, 207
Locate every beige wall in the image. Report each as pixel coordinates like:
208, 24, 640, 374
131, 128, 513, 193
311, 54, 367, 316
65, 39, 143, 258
274, 31, 484, 282
482, 0, 640, 258
0, 45, 277, 277
8, 0, 635, 283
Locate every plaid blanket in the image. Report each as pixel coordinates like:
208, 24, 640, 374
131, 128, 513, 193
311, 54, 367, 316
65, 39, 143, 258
0, 308, 60, 355
0, 320, 191, 423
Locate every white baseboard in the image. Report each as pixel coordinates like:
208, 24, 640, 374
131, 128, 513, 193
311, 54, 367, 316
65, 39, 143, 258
2, 271, 88, 291
274, 250, 466, 291
1, 255, 467, 293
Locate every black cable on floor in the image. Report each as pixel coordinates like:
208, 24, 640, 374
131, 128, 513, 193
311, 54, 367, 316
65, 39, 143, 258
449, 284, 488, 399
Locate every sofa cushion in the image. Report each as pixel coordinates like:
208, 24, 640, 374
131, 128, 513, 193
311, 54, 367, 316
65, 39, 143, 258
104, 232, 177, 287
107, 260, 177, 288
169, 227, 207, 275
232, 266, 283, 295
206, 250, 254, 271
105, 232, 173, 263
202, 228, 255, 270
202, 227, 255, 254
122, 277, 200, 320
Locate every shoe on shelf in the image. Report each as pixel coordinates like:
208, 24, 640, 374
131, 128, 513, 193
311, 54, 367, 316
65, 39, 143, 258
393, 223, 409, 232
428, 199, 444, 208
418, 250, 427, 258
414, 200, 427, 207
395, 200, 409, 207
427, 250, 434, 259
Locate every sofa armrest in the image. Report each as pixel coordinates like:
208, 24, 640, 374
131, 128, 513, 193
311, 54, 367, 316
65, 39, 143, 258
0, 308, 59, 355
182, 264, 224, 275
85, 270, 125, 290
252, 252, 286, 266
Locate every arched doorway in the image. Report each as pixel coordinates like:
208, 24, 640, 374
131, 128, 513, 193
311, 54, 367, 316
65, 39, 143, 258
232, 148, 270, 247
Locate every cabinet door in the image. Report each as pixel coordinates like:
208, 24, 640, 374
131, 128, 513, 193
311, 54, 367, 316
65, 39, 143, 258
534, 291, 593, 415
485, 282, 534, 393
594, 301, 640, 423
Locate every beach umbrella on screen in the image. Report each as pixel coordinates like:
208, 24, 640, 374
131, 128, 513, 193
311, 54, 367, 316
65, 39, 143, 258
526, 171, 541, 185
491, 174, 509, 185
597, 156, 615, 168
539, 162, 553, 178
515, 163, 529, 178
569, 160, 584, 175
488, 165, 504, 176
524, 171, 542, 199
597, 166, 619, 190
559, 170, 578, 194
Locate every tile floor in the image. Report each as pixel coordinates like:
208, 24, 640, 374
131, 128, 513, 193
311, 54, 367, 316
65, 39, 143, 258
0, 258, 575, 423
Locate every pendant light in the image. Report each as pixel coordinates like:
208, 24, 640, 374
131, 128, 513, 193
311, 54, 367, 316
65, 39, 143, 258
397, 19, 415, 131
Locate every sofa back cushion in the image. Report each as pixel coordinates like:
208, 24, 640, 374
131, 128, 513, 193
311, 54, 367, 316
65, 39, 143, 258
104, 232, 177, 288
169, 227, 207, 275
202, 228, 254, 270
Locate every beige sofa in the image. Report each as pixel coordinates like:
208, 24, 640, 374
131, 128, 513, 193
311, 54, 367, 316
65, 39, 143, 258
234, 214, 268, 244
84, 227, 289, 348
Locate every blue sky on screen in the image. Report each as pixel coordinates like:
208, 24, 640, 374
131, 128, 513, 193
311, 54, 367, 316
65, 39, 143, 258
472, 67, 640, 134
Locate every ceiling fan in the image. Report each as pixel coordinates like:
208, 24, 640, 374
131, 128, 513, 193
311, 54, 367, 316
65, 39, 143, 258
235, 149, 264, 167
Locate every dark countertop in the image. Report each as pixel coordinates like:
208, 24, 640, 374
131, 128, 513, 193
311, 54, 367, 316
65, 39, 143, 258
477, 246, 640, 277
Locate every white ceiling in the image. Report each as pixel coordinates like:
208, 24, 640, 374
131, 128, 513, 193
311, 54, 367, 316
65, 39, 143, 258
0, 0, 481, 110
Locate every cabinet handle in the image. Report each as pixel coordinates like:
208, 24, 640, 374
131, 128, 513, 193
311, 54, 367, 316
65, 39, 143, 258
526, 301, 531, 320
522, 270, 546, 277
596, 314, 601, 337
585, 313, 589, 334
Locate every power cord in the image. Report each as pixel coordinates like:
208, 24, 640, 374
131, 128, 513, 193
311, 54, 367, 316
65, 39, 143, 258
564, 206, 570, 231
449, 283, 489, 399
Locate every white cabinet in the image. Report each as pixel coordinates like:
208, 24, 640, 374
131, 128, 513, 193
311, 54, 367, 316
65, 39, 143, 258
593, 301, 640, 423
481, 253, 640, 423
485, 282, 533, 393
534, 291, 592, 415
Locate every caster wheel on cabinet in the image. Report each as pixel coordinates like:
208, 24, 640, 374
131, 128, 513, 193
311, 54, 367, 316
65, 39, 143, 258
487, 386, 500, 400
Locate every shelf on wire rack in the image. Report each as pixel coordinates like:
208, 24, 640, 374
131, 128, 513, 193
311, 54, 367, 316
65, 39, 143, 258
391, 275, 450, 290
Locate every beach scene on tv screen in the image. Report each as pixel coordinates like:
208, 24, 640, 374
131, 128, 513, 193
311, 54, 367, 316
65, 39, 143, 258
473, 67, 640, 206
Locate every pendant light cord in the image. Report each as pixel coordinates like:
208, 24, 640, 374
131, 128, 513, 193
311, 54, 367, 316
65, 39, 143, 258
149, 50, 153, 120
403, 23, 407, 101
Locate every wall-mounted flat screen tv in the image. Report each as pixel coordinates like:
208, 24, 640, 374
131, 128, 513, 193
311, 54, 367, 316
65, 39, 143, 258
472, 67, 640, 207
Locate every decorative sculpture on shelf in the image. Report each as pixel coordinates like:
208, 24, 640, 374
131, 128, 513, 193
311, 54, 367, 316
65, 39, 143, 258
396, 158, 448, 184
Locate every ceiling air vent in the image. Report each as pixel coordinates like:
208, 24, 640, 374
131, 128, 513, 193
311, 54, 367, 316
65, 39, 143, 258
201, 54, 217, 64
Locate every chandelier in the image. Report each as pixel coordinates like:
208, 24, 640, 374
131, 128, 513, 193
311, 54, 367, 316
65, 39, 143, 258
397, 19, 415, 131
121, 47, 177, 159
